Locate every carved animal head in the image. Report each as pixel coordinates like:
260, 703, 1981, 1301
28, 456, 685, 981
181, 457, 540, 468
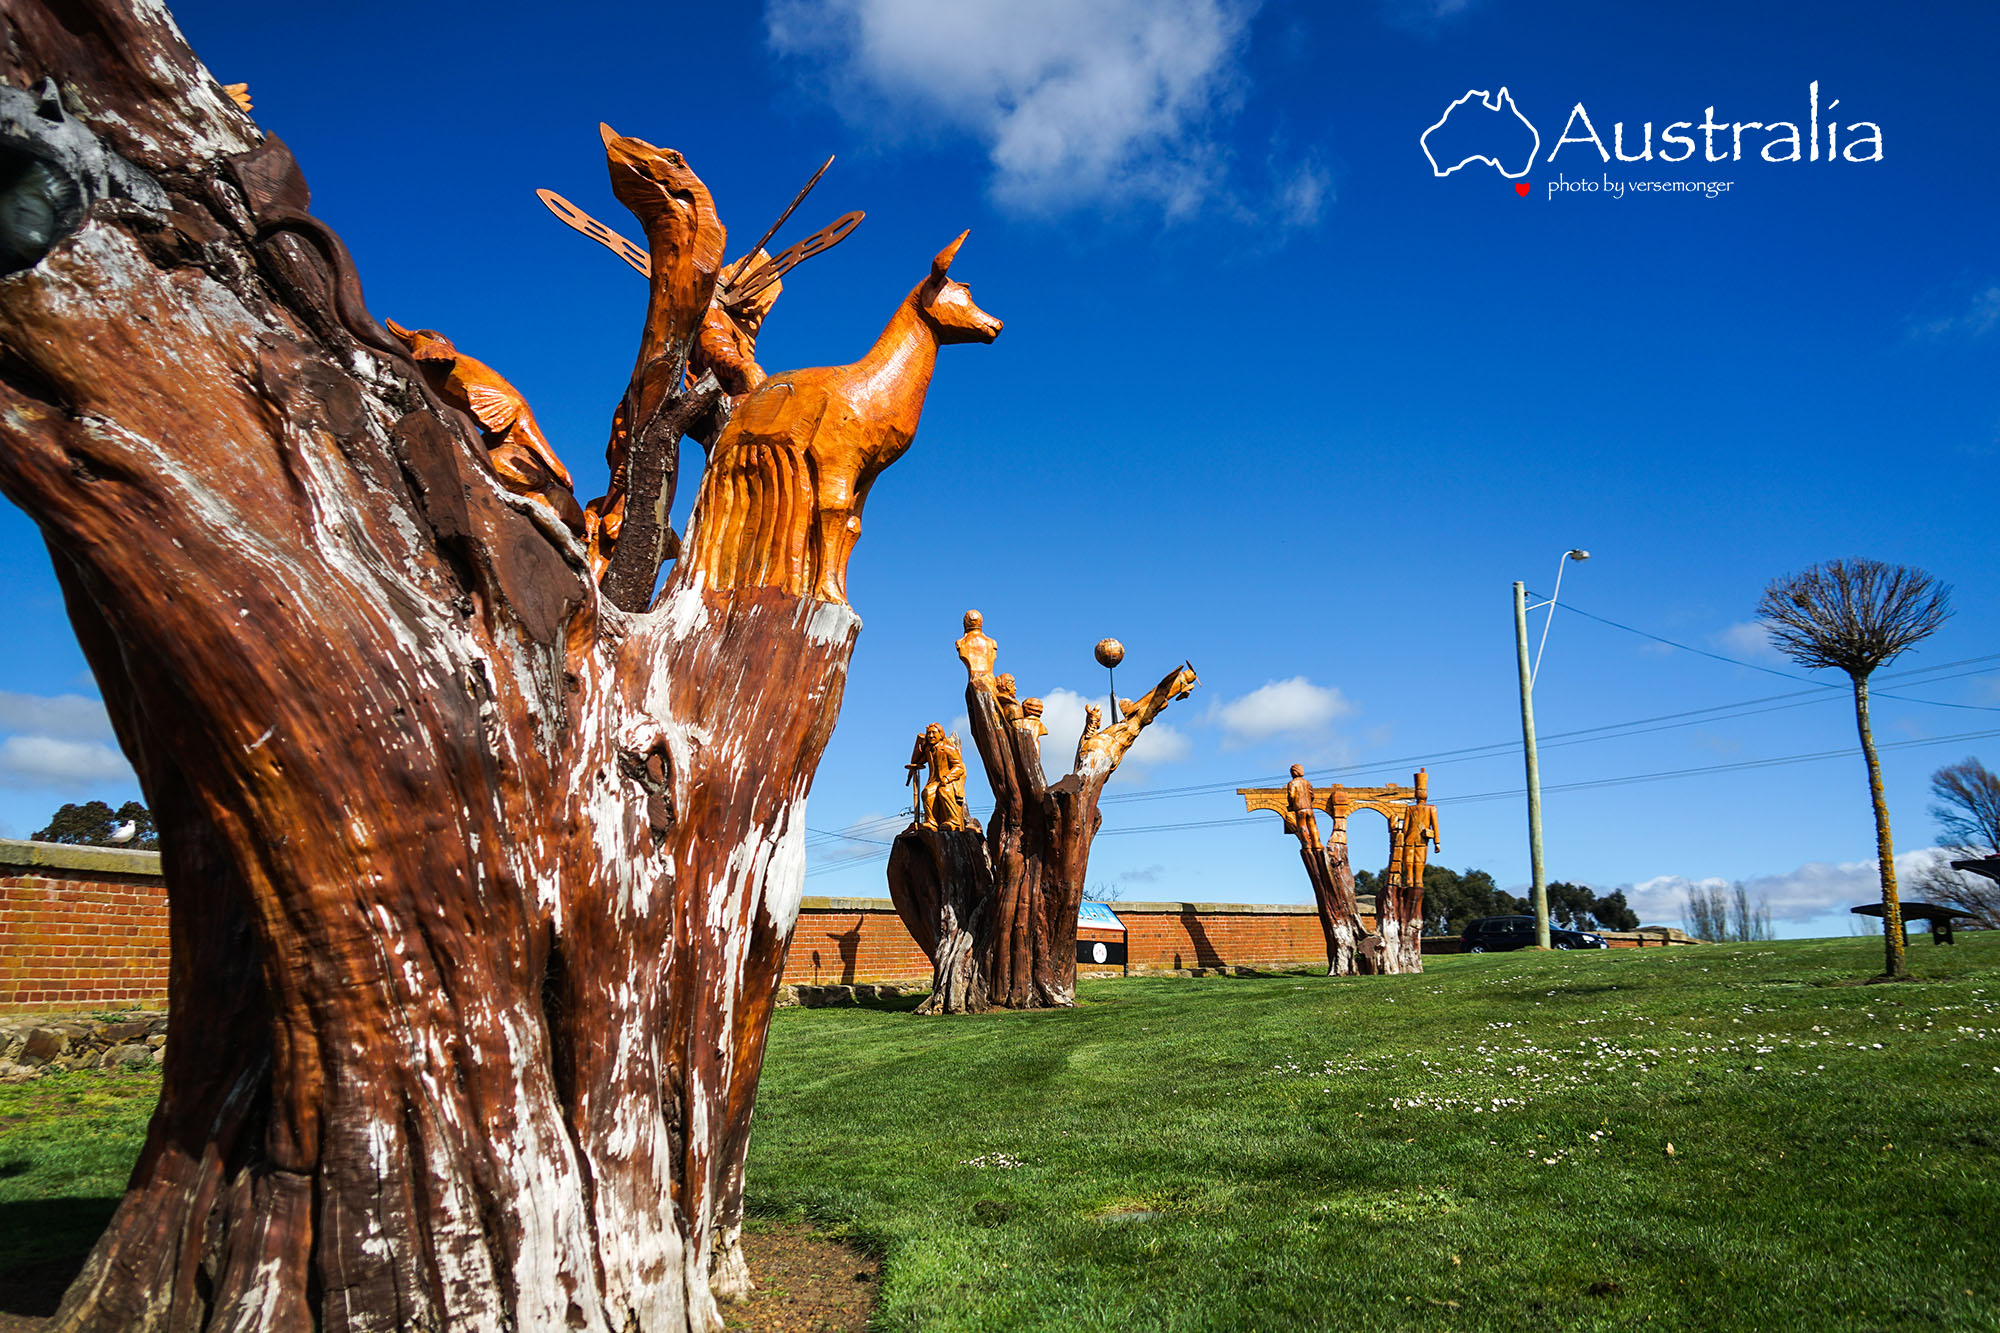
600, 125, 706, 229
385, 319, 458, 365
918, 232, 1002, 345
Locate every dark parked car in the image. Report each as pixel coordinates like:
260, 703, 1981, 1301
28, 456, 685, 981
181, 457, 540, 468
1460, 915, 1608, 952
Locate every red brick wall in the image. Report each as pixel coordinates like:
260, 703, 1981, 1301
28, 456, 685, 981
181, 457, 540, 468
1, 842, 170, 1013
782, 905, 934, 986
779, 898, 1367, 985
11, 839, 1691, 1011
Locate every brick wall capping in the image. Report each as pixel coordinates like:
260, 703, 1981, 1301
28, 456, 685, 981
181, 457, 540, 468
0, 837, 164, 879
794, 894, 1375, 917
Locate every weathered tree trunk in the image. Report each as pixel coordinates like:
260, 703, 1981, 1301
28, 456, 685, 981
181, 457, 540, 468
893, 652, 1194, 1013
1299, 841, 1377, 976
0, 6, 965, 1327
886, 823, 993, 1014
1374, 864, 1425, 974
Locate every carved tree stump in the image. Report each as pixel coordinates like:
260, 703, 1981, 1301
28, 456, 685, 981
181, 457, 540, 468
887, 641, 1196, 1012
0, 6, 988, 1327
1299, 840, 1379, 976
887, 822, 994, 1014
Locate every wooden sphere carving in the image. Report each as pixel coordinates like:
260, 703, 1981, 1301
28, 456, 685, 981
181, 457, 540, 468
1094, 638, 1125, 669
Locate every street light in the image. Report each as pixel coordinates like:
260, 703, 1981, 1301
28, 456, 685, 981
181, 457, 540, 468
1513, 549, 1590, 949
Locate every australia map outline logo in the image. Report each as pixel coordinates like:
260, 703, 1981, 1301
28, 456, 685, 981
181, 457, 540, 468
1420, 88, 1540, 179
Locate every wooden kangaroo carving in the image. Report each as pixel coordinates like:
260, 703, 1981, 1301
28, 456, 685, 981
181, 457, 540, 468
686, 231, 1001, 604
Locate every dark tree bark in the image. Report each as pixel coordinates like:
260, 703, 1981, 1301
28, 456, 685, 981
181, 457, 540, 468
888, 658, 1196, 1012
1298, 841, 1378, 976
0, 5, 967, 1327
1372, 856, 1425, 974
886, 823, 993, 1014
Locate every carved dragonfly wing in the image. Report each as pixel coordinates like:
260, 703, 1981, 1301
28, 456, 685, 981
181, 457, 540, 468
536, 190, 862, 304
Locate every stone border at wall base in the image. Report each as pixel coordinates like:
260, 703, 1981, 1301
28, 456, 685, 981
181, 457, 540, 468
0, 1010, 168, 1080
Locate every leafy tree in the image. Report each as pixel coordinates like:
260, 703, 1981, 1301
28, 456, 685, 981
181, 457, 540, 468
1918, 757, 2000, 928
1592, 889, 1640, 931
1758, 559, 1952, 979
31, 800, 157, 850
1420, 865, 1526, 935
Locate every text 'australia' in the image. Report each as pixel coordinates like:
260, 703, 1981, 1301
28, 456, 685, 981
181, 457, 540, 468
1548, 82, 1881, 164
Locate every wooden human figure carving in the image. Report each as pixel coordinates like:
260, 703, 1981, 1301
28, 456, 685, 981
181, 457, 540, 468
1285, 763, 1322, 850
994, 671, 1021, 721
906, 722, 970, 830
687, 233, 1001, 604
1378, 769, 1440, 973
386, 319, 585, 532
1241, 772, 1445, 977
889, 618, 1197, 1011
957, 609, 998, 687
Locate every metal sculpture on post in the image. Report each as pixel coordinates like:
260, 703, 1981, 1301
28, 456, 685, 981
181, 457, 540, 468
1240, 769, 1441, 975
889, 618, 1197, 1012
0, 9, 999, 1323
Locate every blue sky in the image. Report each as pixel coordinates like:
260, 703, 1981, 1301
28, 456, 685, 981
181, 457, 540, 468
1, 0, 1994, 936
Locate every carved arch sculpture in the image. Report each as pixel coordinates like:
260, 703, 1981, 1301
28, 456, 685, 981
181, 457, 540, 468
0, 7, 997, 1327
887, 614, 1197, 1012
1239, 769, 1440, 975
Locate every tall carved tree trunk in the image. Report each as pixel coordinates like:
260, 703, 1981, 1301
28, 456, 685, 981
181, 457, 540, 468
1373, 863, 1425, 974
1299, 842, 1375, 976
887, 644, 1195, 1012
0, 6, 963, 1327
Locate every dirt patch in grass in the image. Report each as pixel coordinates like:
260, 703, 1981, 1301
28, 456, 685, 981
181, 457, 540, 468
0, 1222, 877, 1332
727, 1222, 880, 1332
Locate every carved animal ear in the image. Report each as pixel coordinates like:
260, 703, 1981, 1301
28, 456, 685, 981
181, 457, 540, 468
599, 122, 620, 148
931, 230, 969, 279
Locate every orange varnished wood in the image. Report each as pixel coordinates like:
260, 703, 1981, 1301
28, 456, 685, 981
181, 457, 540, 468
686, 233, 1001, 604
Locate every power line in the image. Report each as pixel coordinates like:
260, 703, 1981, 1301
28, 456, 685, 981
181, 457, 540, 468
1095, 656, 2000, 808
1549, 600, 2000, 713
801, 652, 2000, 873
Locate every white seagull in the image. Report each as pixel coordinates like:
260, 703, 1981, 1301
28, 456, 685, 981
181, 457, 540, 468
106, 820, 138, 844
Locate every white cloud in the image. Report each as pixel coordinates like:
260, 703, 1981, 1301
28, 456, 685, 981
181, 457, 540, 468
1036, 686, 1190, 786
0, 690, 132, 790
1212, 676, 1353, 748
1913, 284, 2000, 339
0, 690, 115, 741
1272, 155, 1332, 227
1713, 620, 1785, 664
0, 735, 134, 789
1380, 0, 1478, 35
767, 0, 1289, 220
1620, 847, 1949, 928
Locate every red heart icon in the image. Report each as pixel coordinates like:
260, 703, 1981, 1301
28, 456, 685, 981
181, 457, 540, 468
1515, 182, 1530, 197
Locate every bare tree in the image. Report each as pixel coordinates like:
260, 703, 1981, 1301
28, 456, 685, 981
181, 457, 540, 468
1918, 757, 2000, 927
1757, 559, 1952, 978
1683, 881, 1773, 942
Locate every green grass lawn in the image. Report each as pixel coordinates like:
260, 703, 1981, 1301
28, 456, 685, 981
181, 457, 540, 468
2, 937, 1997, 1330
747, 936, 2000, 1331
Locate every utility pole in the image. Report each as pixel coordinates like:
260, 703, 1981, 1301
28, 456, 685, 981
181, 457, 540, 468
1513, 580, 1551, 948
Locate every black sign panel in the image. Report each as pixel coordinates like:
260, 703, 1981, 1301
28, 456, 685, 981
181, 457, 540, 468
1077, 938, 1127, 966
